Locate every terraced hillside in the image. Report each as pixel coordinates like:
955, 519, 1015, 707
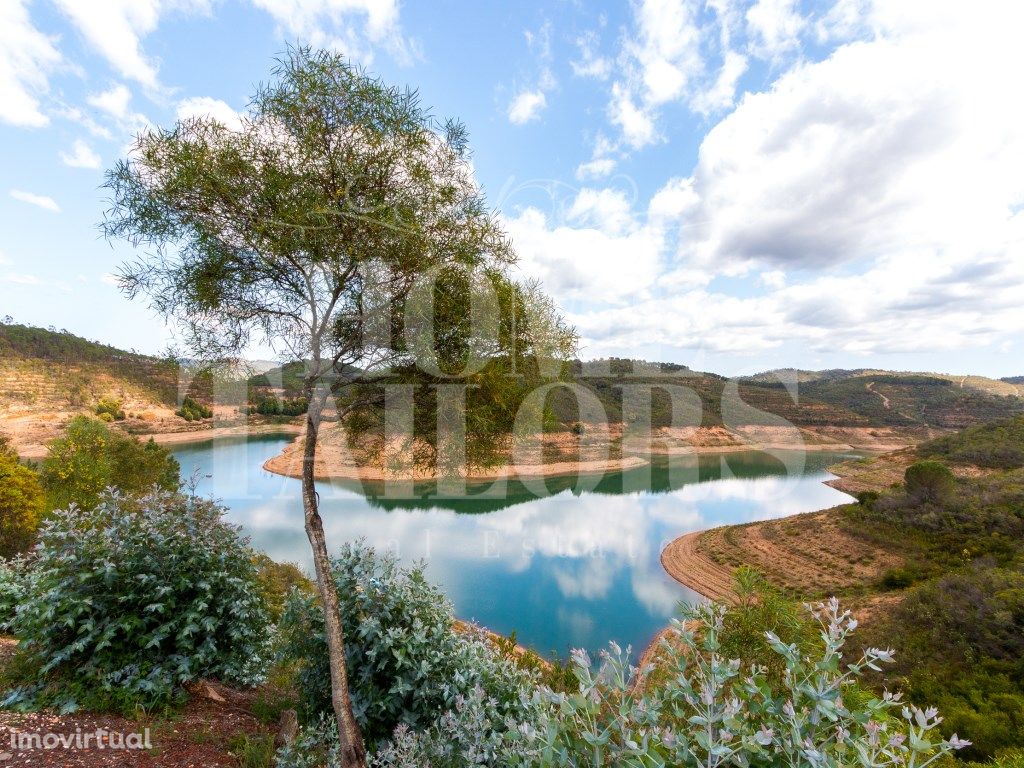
0, 323, 180, 413
552, 359, 1022, 432
0, 323, 226, 457
740, 368, 1023, 429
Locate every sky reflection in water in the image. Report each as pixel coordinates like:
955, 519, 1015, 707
172, 435, 855, 657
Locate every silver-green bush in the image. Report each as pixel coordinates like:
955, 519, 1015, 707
506, 599, 970, 767
3, 489, 270, 713
0, 556, 30, 631
276, 544, 540, 764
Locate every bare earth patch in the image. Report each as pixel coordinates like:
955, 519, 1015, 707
661, 509, 905, 603
0, 639, 279, 767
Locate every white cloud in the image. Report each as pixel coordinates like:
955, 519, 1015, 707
0, 0, 62, 127
679, 5, 1024, 274
60, 139, 102, 169
507, 90, 547, 125
523, 3, 1024, 363
571, 30, 611, 79
176, 96, 243, 130
691, 50, 748, 115
53, 0, 166, 89
575, 158, 616, 181
10, 190, 60, 213
0, 251, 10, 266
507, 21, 556, 126
745, 0, 806, 58
251, 0, 415, 65
602, 0, 752, 149
88, 84, 134, 121
567, 188, 634, 236
608, 83, 656, 148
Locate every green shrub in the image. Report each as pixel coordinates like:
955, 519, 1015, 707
921, 415, 1024, 470
856, 490, 881, 509
0, 444, 45, 558
95, 398, 126, 421
0, 556, 30, 631
252, 554, 314, 623
277, 544, 535, 749
3, 490, 270, 713
176, 396, 213, 421
506, 599, 970, 767
252, 396, 308, 417
40, 416, 180, 511
905, 460, 956, 503
881, 567, 916, 589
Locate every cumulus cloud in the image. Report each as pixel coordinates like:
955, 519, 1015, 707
0, 0, 61, 127
60, 139, 101, 169
532, 3, 1024, 364
575, 158, 616, 181
507, 90, 547, 125
52, 0, 172, 89
745, 0, 806, 58
251, 0, 415, 65
10, 190, 60, 212
87, 84, 133, 120
571, 30, 612, 79
176, 96, 243, 130
507, 21, 556, 126
679, 3, 1024, 273
600, 0, 753, 150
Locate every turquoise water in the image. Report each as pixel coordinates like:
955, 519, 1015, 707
170, 435, 855, 657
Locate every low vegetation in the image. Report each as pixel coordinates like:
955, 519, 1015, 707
39, 415, 180, 511
2, 489, 270, 714
176, 395, 214, 421
0, 436, 44, 558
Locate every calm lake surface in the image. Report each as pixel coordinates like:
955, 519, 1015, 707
171, 435, 855, 658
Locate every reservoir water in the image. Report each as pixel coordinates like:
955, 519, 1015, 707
170, 435, 855, 657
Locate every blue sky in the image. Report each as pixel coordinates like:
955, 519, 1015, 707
1, 0, 1022, 377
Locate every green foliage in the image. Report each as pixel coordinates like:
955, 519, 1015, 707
0, 439, 45, 557
176, 395, 213, 421
4, 490, 270, 713
905, 460, 956, 503
921, 415, 1024, 469
881, 568, 917, 589
799, 374, 1023, 429
491, 630, 578, 694
229, 731, 277, 768
252, 553, 314, 623
251, 396, 308, 418
0, 556, 30, 630
95, 398, 126, 421
249, 363, 309, 397
505, 598, 967, 767
717, 566, 818, 683
277, 544, 536, 750
857, 490, 881, 509
865, 562, 1024, 760
40, 416, 180, 511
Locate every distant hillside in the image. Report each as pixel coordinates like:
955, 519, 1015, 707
553, 358, 868, 429
1003, 376, 1024, 385
741, 369, 1023, 429
919, 414, 1024, 468
0, 323, 183, 412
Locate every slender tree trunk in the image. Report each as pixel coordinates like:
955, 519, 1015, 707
301, 388, 367, 768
